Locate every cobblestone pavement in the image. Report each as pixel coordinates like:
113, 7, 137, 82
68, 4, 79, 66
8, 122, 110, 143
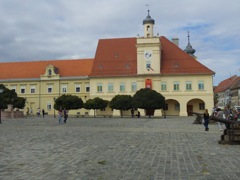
0, 116, 240, 180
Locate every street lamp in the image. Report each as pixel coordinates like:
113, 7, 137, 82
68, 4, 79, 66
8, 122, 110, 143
0, 87, 4, 124
53, 97, 56, 118
163, 103, 166, 119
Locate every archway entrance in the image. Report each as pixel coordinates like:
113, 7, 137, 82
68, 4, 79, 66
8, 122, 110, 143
187, 98, 205, 116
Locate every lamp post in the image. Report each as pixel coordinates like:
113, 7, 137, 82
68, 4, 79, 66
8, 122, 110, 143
53, 97, 56, 118
0, 88, 4, 124
163, 103, 166, 119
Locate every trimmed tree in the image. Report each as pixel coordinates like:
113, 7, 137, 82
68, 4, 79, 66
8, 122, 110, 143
109, 95, 133, 117
0, 84, 26, 109
132, 88, 165, 117
83, 97, 108, 117
54, 94, 83, 110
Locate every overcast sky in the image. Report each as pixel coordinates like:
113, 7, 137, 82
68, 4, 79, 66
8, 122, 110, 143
0, 0, 239, 86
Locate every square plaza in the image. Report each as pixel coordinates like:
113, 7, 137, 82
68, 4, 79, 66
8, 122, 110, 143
1, 116, 240, 180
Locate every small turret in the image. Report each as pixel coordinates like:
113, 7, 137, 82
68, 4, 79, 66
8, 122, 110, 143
143, 10, 155, 38
184, 32, 196, 58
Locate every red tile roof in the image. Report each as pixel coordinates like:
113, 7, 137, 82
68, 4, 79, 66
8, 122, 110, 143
214, 75, 238, 93
0, 36, 215, 80
89, 37, 215, 77
160, 36, 214, 75
0, 59, 93, 80
90, 37, 137, 77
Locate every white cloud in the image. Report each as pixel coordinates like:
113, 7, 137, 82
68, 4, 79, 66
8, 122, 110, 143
0, 0, 239, 86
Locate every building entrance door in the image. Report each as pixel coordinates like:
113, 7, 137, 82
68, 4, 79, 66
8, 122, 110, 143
187, 105, 193, 116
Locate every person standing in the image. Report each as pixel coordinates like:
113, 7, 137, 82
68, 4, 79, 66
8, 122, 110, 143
37, 108, 41, 118
58, 108, 63, 124
63, 108, 68, 123
216, 108, 225, 131
203, 109, 210, 131
42, 109, 45, 118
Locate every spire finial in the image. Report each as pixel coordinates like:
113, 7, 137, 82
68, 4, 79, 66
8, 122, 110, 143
188, 31, 190, 44
146, 4, 150, 15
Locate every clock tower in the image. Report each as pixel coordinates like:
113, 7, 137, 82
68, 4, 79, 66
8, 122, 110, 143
136, 10, 161, 74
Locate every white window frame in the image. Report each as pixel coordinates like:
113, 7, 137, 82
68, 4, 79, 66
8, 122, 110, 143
161, 82, 167, 91
97, 83, 103, 92
173, 81, 179, 91
108, 82, 114, 92
85, 83, 90, 92
30, 86, 36, 94
47, 102, 52, 110
20, 86, 26, 94
198, 81, 204, 90
75, 84, 81, 93
11, 86, 16, 92
131, 82, 137, 92
120, 82, 125, 92
186, 81, 192, 91
62, 85, 67, 93
47, 85, 52, 93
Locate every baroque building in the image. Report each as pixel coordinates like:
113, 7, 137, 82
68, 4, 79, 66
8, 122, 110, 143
0, 11, 215, 117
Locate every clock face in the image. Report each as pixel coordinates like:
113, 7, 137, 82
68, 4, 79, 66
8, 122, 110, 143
144, 51, 152, 59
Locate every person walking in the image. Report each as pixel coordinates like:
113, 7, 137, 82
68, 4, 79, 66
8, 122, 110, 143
58, 108, 63, 124
203, 109, 210, 131
42, 109, 45, 118
63, 108, 68, 123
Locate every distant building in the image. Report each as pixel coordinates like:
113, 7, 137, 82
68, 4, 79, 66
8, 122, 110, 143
214, 75, 240, 108
0, 11, 215, 116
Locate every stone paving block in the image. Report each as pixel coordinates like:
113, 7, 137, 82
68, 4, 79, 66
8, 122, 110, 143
1, 116, 240, 179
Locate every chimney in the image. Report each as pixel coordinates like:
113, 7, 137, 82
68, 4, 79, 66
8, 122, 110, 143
172, 37, 179, 47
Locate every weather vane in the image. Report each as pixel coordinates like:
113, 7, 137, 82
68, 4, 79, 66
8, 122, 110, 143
146, 4, 150, 13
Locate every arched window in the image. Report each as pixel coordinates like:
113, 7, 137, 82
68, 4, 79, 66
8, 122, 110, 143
48, 69, 52, 76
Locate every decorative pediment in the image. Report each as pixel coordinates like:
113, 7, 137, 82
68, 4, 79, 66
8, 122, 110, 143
40, 64, 60, 80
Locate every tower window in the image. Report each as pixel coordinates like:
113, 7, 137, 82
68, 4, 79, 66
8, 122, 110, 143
147, 25, 150, 32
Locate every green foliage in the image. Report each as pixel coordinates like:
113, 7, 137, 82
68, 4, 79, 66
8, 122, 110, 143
84, 97, 108, 110
0, 84, 26, 109
109, 95, 132, 110
54, 94, 83, 110
83, 97, 108, 117
132, 88, 165, 110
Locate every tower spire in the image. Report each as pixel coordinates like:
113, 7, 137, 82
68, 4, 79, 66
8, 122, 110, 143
143, 6, 155, 37
184, 31, 196, 57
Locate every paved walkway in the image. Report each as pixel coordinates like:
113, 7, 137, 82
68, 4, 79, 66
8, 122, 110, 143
0, 116, 240, 180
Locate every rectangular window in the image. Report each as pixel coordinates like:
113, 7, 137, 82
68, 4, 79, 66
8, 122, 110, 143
175, 103, 180, 111
47, 85, 52, 93
30, 86, 36, 94
97, 83, 102, 92
108, 83, 114, 92
62, 85, 67, 93
85, 83, 90, 92
131, 82, 137, 92
173, 81, 179, 91
199, 103, 205, 110
47, 102, 52, 110
186, 81, 192, 90
75, 84, 81, 93
198, 81, 204, 90
120, 82, 125, 92
10, 86, 16, 92
161, 82, 167, 91
20, 86, 25, 94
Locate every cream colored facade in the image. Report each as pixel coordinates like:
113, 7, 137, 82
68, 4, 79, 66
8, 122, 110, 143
90, 74, 214, 117
2, 70, 90, 116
